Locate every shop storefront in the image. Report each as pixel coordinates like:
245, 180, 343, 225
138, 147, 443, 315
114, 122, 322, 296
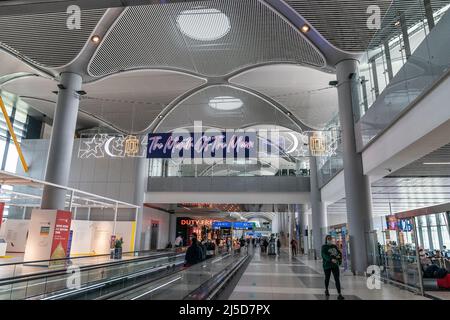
176, 218, 217, 245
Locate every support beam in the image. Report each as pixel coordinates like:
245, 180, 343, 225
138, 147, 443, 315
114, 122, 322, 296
424, 0, 435, 31
41, 72, 82, 210
336, 59, 374, 274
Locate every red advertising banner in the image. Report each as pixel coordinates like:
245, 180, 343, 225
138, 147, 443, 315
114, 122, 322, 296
50, 210, 72, 264
0, 202, 4, 228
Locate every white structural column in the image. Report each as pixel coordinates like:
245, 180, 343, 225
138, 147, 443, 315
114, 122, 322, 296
169, 213, 177, 244
309, 157, 327, 258
297, 204, 309, 254
134, 156, 149, 251
336, 59, 374, 274
41, 72, 82, 210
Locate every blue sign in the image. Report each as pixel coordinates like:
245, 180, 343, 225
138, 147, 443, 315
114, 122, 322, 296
212, 221, 232, 229
147, 132, 256, 159
233, 222, 254, 230
398, 219, 413, 232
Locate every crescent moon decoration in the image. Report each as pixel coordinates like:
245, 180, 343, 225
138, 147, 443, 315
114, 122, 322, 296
285, 132, 299, 154
104, 137, 116, 158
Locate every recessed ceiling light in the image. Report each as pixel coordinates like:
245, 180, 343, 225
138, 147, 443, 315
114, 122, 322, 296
176, 8, 231, 41
300, 24, 310, 33
394, 20, 401, 27
91, 35, 101, 43
209, 96, 243, 111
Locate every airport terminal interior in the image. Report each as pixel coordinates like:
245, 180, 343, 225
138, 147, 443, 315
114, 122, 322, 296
0, 0, 449, 303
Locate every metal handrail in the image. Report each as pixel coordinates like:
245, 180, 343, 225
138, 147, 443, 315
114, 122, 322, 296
0, 250, 181, 285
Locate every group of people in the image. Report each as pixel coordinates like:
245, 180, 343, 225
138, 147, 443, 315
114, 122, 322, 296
419, 247, 449, 279
184, 233, 217, 267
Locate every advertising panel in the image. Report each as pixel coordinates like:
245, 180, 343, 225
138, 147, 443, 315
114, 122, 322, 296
49, 210, 72, 264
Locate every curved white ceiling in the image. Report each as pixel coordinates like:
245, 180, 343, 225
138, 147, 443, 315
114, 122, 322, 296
2, 70, 206, 132
88, 0, 325, 78
156, 85, 301, 132
230, 64, 338, 129
0, 50, 46, 79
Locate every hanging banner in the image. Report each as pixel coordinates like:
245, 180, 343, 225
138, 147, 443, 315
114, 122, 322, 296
0, 202, 4, 228
50, 210, 72, 265
147, 132, 256, 159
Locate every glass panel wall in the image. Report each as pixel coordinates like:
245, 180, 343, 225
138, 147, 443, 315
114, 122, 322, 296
375, 210, 450, 293
354, 1, 450, 149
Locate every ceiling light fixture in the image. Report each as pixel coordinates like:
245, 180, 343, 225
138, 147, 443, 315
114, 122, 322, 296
394, 20, 401, 27
300, 24, 310, 33
91, 35, 101, 43
423, 162, 450, 165
176, 8, 231, 41
209, 96, 243, 111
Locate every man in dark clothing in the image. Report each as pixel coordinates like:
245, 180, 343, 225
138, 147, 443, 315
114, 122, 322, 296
276, 238, 281, 255
184, 237, 203, 267
321, 235, 344, 300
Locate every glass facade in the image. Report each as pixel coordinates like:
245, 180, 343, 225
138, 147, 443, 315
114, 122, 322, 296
0, 91, 39, 218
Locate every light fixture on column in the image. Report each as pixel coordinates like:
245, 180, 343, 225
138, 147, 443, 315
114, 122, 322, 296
91, 35, 101, 43
300, 24, 310, 33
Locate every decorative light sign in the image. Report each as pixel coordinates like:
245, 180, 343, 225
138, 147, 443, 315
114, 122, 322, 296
147, 132, 256, 160
77, 127, 339, 160
78, 134, 147, 159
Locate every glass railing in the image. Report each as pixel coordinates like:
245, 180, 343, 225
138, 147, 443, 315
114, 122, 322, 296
0, 249, 184, 300
354, 1, 450, 150
148, 157, 311, 178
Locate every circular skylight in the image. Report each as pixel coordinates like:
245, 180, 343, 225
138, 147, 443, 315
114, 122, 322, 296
209, 96, 243, 111
176, 8, 231, 41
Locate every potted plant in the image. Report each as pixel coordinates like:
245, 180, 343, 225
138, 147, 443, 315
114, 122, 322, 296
114, 238, 123, 259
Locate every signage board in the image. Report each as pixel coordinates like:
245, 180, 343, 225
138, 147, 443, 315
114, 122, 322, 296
50, 210, 72, 265
212, 221, 232, 229
147, 132, 256, 159
232, 222, 253, 230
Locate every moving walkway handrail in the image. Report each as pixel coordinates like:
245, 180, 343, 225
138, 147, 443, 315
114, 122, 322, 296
41, 253, 187, 300
0, 249, 166, 267
0, 250, 181, 285
184, 252, 250, 300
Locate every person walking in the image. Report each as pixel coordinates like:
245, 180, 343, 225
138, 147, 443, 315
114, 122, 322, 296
174, 233, 183, 247
276, 238, 281, 255
184, 236, 203, 267
321, 235, 344, 300
290, 238, 298, 256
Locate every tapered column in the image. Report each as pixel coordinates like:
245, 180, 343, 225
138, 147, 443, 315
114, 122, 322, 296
41, 72, 82, 209
309, 157, 327, 259
336, 59, 374, 274
134, 156, 148, 251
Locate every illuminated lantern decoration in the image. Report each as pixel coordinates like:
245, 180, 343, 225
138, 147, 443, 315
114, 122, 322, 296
309, 133, 326, 157
124, 135, 140, 156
